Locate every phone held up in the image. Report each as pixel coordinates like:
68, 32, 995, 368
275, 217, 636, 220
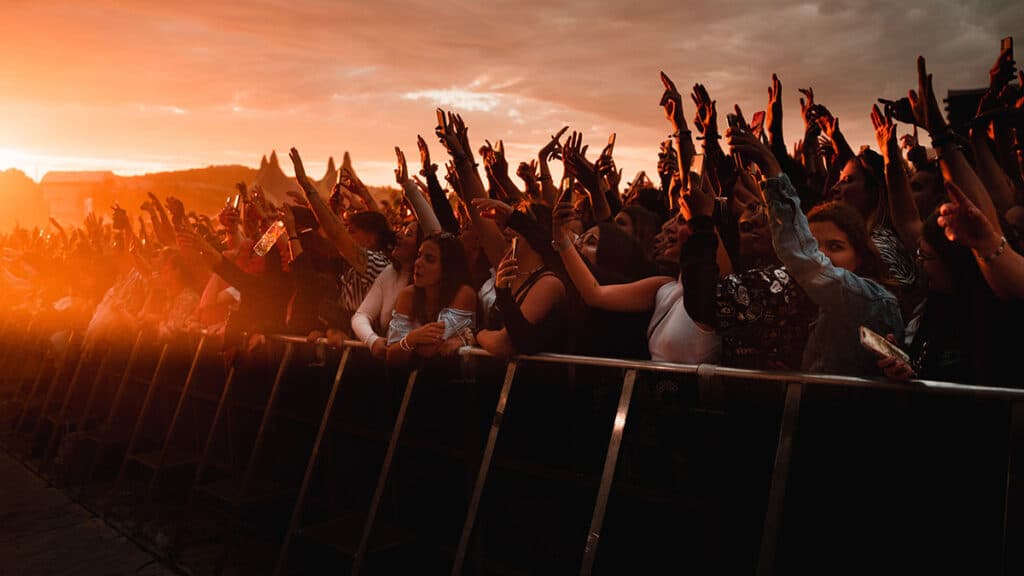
510, 237, 519, 261
859, 325, 910, 364
1002, 36, 1013, 56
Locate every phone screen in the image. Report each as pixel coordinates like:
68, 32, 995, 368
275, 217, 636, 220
859, 326, 910, 363
436, 109, 446, 132
607, 133, 616, 151
232, 194, 241, 209
1002, 36, 1013, 53
510, 237, 519, 260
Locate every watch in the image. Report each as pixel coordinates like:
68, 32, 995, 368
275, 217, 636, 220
551, 237, 572, 252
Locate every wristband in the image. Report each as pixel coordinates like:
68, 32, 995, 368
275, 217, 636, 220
288, 236, 300, 241
978, 235, 1007, 263
551, 237, 573, 252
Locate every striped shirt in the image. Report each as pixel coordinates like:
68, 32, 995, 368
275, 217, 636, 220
339, 249, 391, 315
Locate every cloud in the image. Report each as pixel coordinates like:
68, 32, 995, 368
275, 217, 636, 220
0, 0, 1021, 185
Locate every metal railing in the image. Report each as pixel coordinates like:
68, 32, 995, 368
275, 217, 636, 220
2, 321, 1021, 575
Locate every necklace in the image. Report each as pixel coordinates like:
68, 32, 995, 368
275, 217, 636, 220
518, 263, 545, 277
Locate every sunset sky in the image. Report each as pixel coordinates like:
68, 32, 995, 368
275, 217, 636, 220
1, 0, 1021, 187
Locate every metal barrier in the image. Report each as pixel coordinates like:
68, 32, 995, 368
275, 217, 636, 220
2, 321, 1022, 575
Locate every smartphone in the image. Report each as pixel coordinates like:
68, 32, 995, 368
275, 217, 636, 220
877, 97, 915, 124
751, 111, 766, 137
1002, 36, 1013, 55
925, 147, 939, 162
232, 194, 241, 210
726, 113, 741, 130
436, 108, 446, 133
859, 325, 910, 363
558, 176, 574, 205
606, 133, 616, 155
510, 237, 519, 260
688, 153, 706, 191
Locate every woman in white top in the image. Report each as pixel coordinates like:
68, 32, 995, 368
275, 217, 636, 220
352, 147, 443, 358
552, 202, 720, 364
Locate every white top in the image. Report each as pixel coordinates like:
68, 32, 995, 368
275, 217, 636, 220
647, 280, 720, 364
350, 264, 409, 348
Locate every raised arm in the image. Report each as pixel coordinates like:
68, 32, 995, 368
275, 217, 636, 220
435, 111, 507, 266
938, 181, 1024, 300
482, 139, 524, 203
289, 147, 370, 275
538, 127, 569, 206
908, 56, 1003, 233
418, 135, 460, 234
871, 104, 921, 249
552, 202, 672, 311
395, 146, 442, 235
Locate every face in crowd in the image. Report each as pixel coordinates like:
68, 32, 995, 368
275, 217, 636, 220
413, 238, 443, 288
831, 159, 879, 219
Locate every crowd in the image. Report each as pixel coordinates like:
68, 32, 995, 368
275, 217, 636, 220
2, 48, 1023, 388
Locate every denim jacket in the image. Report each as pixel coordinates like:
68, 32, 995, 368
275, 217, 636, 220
766, 173, 904, 376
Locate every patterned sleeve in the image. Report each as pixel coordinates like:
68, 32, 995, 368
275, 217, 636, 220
714, 267, 803, 334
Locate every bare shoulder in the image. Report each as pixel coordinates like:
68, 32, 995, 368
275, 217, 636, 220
394, 285, 416, 313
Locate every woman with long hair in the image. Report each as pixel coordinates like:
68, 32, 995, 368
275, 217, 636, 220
729, 127, 903, 376
386, 232, 476, 364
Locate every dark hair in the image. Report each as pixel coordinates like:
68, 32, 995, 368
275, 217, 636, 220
619, 205, 661, 258
807, 201, 889, 283
629, 187, 669, 222
854, 149, 892, 230
411, 232, 471, 324
392, 220, 425, 276
347, 211, 397, 252
594, 222, 656, 284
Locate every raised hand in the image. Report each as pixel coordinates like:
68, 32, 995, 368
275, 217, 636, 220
435, 109, 467, 159
165, 196, 185, 221
683, 169, 715, 219
766, 73, 783, 143
659, 71, 687, 130
908, 56, 948, 136
289, 147, 309, 183
394, 146, 409, 184
726, 127, 783, 183
937, 180, 1000, 251
539, 126, 569, 162
690, 83, 718, 139
563, 131, 599, 192
482, 139, 510, 179
870, 104, 898, 159
517, 160, 538, 183
416, 135, 437, 175
471, 197, 514, 228
990, 41, 1017, 91
798, 87, 821, 136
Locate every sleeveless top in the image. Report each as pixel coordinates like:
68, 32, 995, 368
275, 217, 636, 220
646, 280, 721, 364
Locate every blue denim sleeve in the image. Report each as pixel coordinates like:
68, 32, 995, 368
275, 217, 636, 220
765, 173, 900, 326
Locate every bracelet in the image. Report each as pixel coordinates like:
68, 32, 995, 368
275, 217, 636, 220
670, 129, 692, 139
539, 175, 553, 182
399, 336, 416, 352
978, 236, 1007, 263
930, 129, 957, 148
288, 236, 300, 241
551, 237, 573, 253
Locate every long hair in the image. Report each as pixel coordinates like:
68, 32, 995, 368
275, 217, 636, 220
411, 232, 471, 324
855, 149, 891, 231
619, 205, 661, 258
807, 201, 890, 284
348, 210, 397, 252
592, 222, 656, 285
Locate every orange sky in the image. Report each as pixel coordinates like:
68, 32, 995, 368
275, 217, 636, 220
0, 1, 1020, 187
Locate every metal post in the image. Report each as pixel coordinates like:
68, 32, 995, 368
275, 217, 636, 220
19, 331, 75, 441
144, 334, 207, 503
756, 382, 804, 576
109, 340, 173, 510
217, 342, 295, 574
44, 342, 108, 468
579, 368, 636, 576
83, 338, 160, 488
352, 368, 419, 575
273, 347, 352, 576
1001, 401, 1024, 575
451, 361, 518, 576
173, 365, 236, 555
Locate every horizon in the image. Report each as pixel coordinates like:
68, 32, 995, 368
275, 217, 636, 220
1, 1, 1021, 191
